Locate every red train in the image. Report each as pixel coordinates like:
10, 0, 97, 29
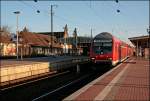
90, 32, 133, 66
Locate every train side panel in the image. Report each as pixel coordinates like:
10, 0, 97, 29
90, 32, 134, 67
112, 38, 120, 66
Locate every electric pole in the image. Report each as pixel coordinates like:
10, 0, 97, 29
146, 26, 150, 60
91, 28, 93, 43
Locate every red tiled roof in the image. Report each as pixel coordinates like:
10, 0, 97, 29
20, 31, 48, 46
36, 32, 65, 39
0, 34, 12, 43
35, 33, 61, 48
19, 31, 61, 48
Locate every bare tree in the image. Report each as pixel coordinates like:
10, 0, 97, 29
22, 26, 30, 32
0, 26, 12, 36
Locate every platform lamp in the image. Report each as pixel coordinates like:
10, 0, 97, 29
13, 11, 20, 60
147, 26, 150, 42
19, 37, 23, 60
147, 26, 150, 46
50, 5, 57, 56
147, 26, 150, 60
116, 0, 119, 3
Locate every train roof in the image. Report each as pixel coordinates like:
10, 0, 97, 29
94, 32, 112, 39
94, 32, 134, 47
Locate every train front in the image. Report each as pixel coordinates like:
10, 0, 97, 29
90, 32, 113, 65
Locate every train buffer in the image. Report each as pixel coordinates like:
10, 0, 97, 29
63, 57, 149, 101
0, 56, 90, 86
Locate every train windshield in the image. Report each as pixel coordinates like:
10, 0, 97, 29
93, 39, 112, 54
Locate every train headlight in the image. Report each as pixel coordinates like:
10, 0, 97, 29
108, 58, 112, 60
91, 57, 95, 60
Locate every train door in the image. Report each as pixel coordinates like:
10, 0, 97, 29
118, 45, 121, 62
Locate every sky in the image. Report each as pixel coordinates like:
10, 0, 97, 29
1, 0, 149, 44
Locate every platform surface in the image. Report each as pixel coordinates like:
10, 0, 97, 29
1, 56, 88, 68
64, 57, 150, 101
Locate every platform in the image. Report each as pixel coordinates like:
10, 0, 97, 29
0, 56, 90, 85
0, 56, 88, 67
64, 57, 149, 101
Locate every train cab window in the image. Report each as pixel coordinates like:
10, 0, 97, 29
93, 39, 112, 54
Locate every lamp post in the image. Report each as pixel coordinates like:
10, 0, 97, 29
50, 5, 57, 56
147, 27, 150, 44
147, 26, 150, 48
19, 37, 23, 60
13, 11, 20, 60
146, 26, 150, 60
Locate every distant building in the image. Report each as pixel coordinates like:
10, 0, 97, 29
0, 34, 16, 56
61, 36, 92, 55
61, 33, 92, 56
59, 27, 92, 55
34, 24, 69, 55
19, 31, 62, 56
129, 35, 149, 59
36, 24, 68, 40
0, 24, 93, 57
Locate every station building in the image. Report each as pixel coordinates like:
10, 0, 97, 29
60, 27, 92, 56
0, 24, 92, 57
129, 35, 150, 59
0, 34, 16, 56
60, 36, 92, 55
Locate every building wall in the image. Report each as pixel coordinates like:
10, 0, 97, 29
0, 43, 16, 56
144, 48, 149, 59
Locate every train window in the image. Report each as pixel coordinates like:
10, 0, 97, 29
103, 43, 112, 46
93, 40, 112, 54
94, 39, 112, 43
93, 41, 112, 46
93, 46, 112, 54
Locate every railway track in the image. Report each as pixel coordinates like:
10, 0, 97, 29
1, 64, 112, 101
32, 73, 90, 101
1, 71, 67, 91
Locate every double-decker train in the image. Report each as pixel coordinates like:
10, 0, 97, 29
90, 32, 133, 66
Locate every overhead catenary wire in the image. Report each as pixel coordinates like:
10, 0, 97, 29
18, 1, 105, 30
84, 1, 108, 37
18, 1, 91, 35
18, 1, 125, 37
84, 1, 105, 26
84, 1, 130, 42
19, 0, 41, 13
